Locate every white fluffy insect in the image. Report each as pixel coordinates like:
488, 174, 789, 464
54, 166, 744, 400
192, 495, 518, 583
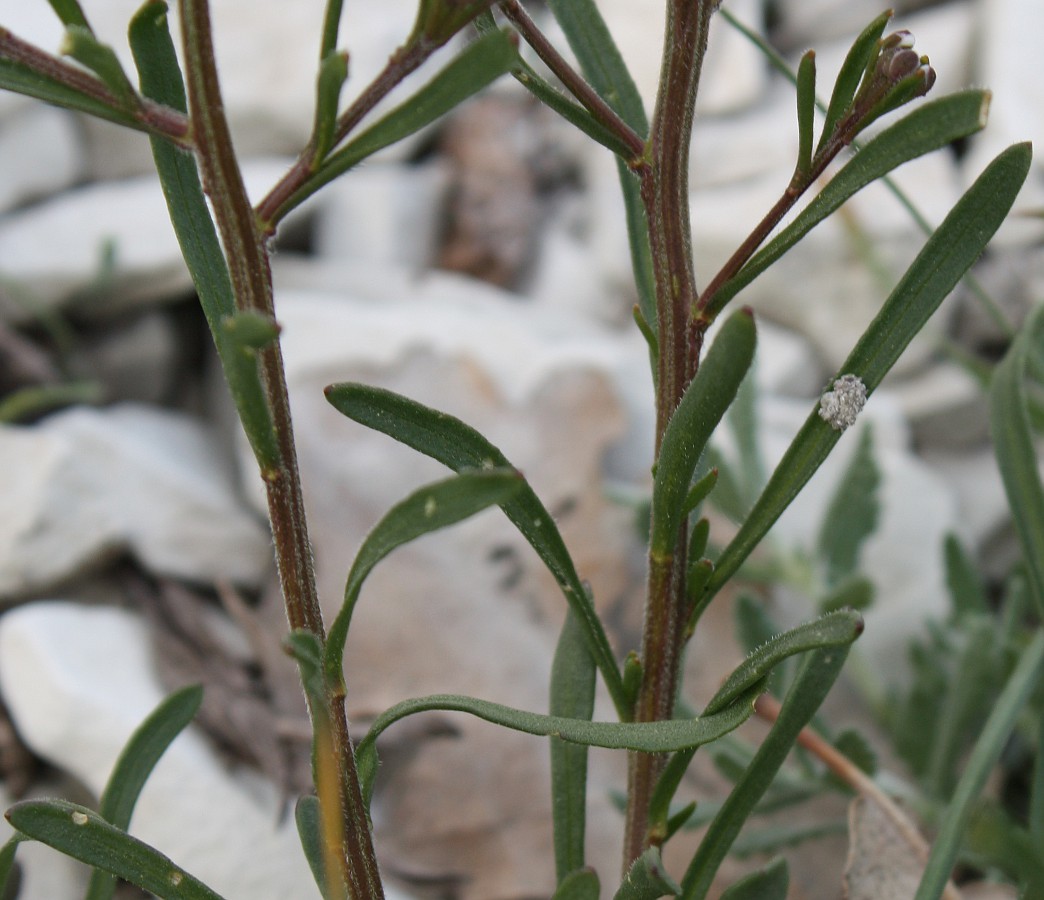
818, 374, 867, 431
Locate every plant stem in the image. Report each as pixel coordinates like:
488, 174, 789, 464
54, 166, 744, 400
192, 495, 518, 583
624, 0, 716, 870
179, 2, 383, 896
498, 0, 645, 159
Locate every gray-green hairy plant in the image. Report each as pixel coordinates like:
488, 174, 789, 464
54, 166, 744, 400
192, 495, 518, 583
0, 0, 1038, 898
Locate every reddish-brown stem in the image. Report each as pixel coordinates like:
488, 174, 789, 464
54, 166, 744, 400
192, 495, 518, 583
179, 1, 384, 897
498, 0, 645, 159
255, 40, 432, 231
624, 0, 717, 871
0, 26, 190, 147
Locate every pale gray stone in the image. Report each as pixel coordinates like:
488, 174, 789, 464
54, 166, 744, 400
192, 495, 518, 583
0, 602, 321, 899
890, 360, 990, 448
0, 104, 82, 212
0, 403, 270, 598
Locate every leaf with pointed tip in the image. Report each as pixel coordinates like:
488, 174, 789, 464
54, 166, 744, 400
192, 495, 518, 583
701, 142, 1031, 613
550, 611, 596, 881
312, 49, 348, 162
5, 800, 226, 900
679, 645, 853, 900
719, 857, 789, 900
356, 685, 761, 759
990, 300, 1044, 615
325, 469, 524, 690
709, 90, 992, 318
614, 847, 680, 900
651, 310, 757, 557
85, 685, 204, 900
323, 382, 627, 715
552, 867, 600, 900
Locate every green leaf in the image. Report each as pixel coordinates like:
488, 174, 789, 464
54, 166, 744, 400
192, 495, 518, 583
312, 49, 349, 162
710, 90, 992, 317
129, 1, 281, 472
294, 795, 328, 900
0, 834, 25, 898
816, 422, 879, 586
914, 631, 1044, 900
5, 800, 226, 900
323, 382, 627, 715
818, 575, 874, 614
816, 10, 891, 156
614, 847, 680, 900
269, 29, 519, 224
702, 142, 1032, 612
46, 0, 90, 29
943, 533, 989, 617
85, 685, 204, 900
833, 728, 877, 777
62, 24, 137, 106
990, 300, 1044, 615
687, 517, 710, 564
410, 0, 496, 48
356, 685, 761, 759
325, 470, 524, 686
0, 56, 141, 130
542, 0, 654, 329
550, 611, 596, 882
678, 645, 853, 900
795, 51, 816, 179
704, 609, 862, 717
719, 857, 788, 900
651, 309, 757, 557
552, 867, 600, 900
682, 469, 719, 518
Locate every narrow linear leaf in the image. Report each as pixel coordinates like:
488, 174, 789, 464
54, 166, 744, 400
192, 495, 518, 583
711, 90, 992, 316
683, 469, 718, 518
990, 300, 1044, 615
324, 382, 627, 715
357, 685, 761, 759
128, 1, 280, 471
46, 0, 90, 29
294, 795, 328, 900
816, 423, 880, 586
943, 533, 989, 617
705, 609, 863, 716
719, 857, 789, 900
679, 646, 852, 900
914, 631, 1044, 900
325, 470, 524, 686
702, 143, 1031, 609
816, 10, 891, 156
614, 846, 680, 900
0, 57, 140, 130
86, 685, 204, 900
540, 0, 655, 328
0, 834, 24, 897
651, 309, 757, 557
552, 867, 600, 900
312, 48, 349, 163
795, 51, 816, 177
62, 25, 137, 106
271, 28, 519, 223
550, 611, 597, 882
5, 800, 226, 900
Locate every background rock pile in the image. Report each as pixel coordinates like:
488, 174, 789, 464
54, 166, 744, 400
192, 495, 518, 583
0, 0, 1040, 897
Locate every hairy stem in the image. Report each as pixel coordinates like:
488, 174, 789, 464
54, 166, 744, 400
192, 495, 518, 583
179, 1, 383, 896
624, 0, 717, 869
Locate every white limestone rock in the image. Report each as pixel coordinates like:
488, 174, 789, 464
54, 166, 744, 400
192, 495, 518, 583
0, 404, 270, 598
0, 104, 83, 212
0, 602, 320, 899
